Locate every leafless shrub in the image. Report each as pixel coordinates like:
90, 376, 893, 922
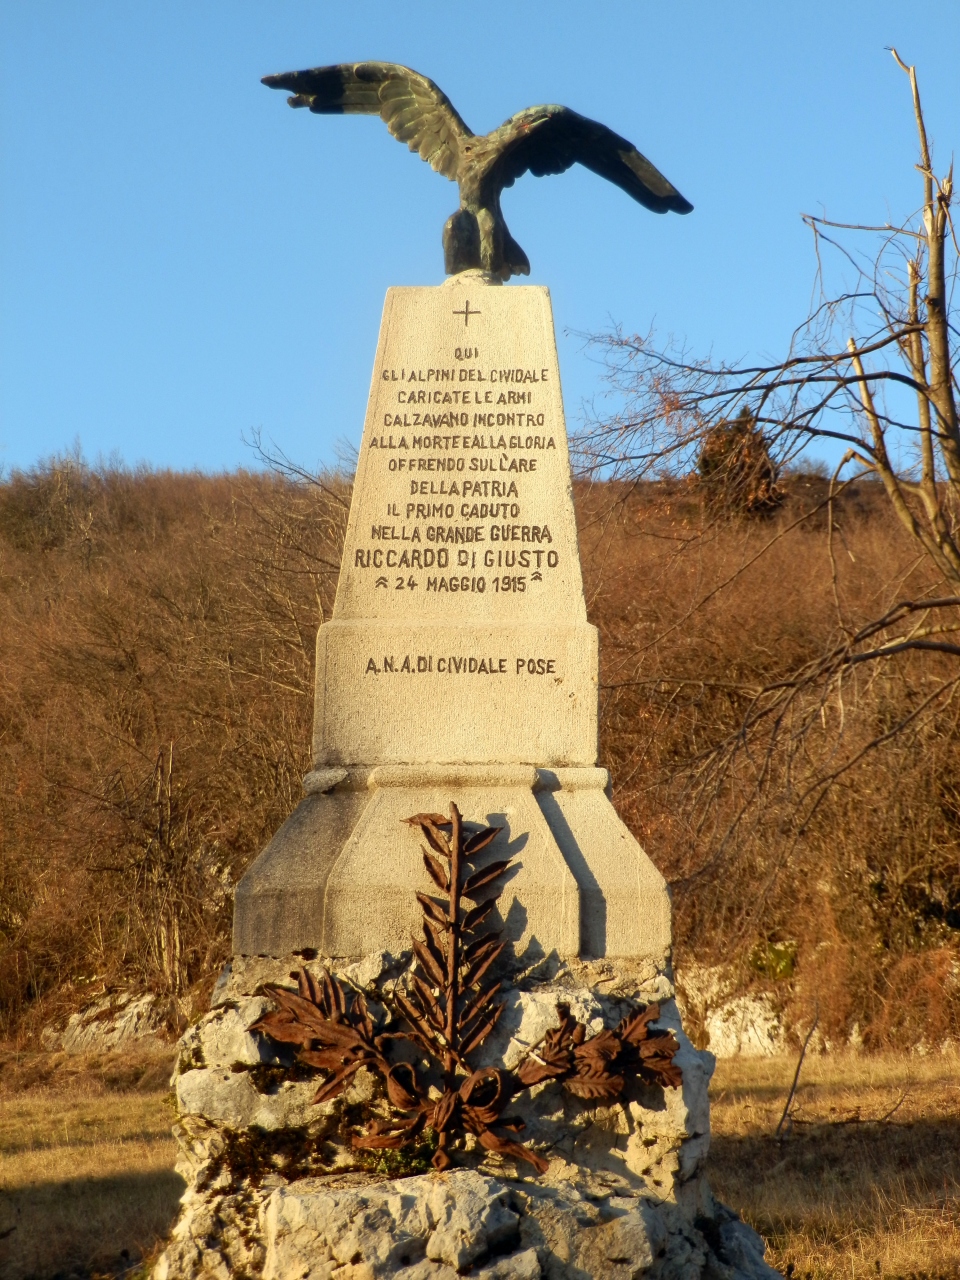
0, 457, 348, 1037
576, 478, 960, 1046
697, 409, 785, 517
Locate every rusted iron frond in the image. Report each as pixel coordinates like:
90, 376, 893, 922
516, 999, 683, 1100
248, 967, 392, 1106
249, 802, 683, 1176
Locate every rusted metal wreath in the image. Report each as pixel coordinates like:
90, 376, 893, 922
251, 803, 682, 1173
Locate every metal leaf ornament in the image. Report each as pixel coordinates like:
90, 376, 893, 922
248, 966, 393, 1105
250, 802, 683, 1176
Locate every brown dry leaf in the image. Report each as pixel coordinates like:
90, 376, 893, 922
462, 941, 505, 990
457, 982, 501, 1029
462, 826, 503, 856
460, 1004, 504, 1056
415, 891, 450, 928
411, 938, 445, 987
565, 1074, 625, 1101
461, 899, 496, 931
384, 1062, 421, 1110
404, 812, 449, 828
476, 1127, 549, 1173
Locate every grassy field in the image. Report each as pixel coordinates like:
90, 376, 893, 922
0, 1046, 957, 1279
709, 1050, 960, 1279
0, 1047, 181, 1280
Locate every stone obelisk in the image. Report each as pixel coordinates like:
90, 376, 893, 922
155, 63, 782, 1280
234, 272, 670, 972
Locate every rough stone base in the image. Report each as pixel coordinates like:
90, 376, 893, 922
156, 1166, 777, 1280
155, 953, 781, 1280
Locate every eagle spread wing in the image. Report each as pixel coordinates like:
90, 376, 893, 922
495, 105, 692, 215
261, 62, 471, 180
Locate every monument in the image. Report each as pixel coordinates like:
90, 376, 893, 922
155, 63, 781, 1280
233, 273, 672, 971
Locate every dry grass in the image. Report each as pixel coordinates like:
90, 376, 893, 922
0, 460, 348, 1041
0, 1046, 956, 1277
576, 476, 960, 1047
0, 1047, 181, 1280
708, 1049, 960, 1279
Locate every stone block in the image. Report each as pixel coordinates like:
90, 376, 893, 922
262, 1171, 520, 1279
233, 789, 368, 955
314, 621, 598, 767
535, 768, 671, 960
235, 764, 671, 968
320, 766, 578, 959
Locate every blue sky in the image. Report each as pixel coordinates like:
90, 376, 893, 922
2, 1, 958, 475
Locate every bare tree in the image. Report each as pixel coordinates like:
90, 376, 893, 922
573, 55, 960, 992
579, 52, 958, 809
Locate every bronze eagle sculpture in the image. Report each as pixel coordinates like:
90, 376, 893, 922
262, 62, 692, 281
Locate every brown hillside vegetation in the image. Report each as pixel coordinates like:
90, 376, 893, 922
0, 458, 347, 1039
1, 458, 958, 1048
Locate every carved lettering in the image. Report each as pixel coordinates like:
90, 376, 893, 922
363, 652, 558, 676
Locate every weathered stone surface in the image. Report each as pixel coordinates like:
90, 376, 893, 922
262, 1172, 521, 1277
320, 767, 580, 959
194, 997, 280, 1066
676, 966, 787, 1058
155, 1166, 779, 1280
233, 788, 370, 957
209, 951, 674, 1013
176, 1066, 321, 1131
475, 1247, 542, 1280
319, 280, 592, 769
235, 764, 671, 965
475, 984, 605, 1070
41, 991, 165, 1053
716, 1215, 783, 1277
535, 769, 671, 961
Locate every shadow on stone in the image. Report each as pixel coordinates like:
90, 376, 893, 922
535, 785, 606, 957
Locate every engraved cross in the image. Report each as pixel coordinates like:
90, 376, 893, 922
453, 299, 480, 326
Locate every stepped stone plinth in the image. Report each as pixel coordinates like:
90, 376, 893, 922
234, 273, 670, 969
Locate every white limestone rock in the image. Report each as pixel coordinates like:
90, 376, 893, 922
704, 995, 785, 1058
155, 1169, 780, 1280
676, 966, 786, 1059
41, 991, 165, 1053
175, 1066, 322, 1131
195, 997, 280, 1066
262, 1171, 520, 1277
155, 958, 780, 1278
716, 1216, 783, 1277
474, 1247, 543, 1279
475, 986, 606, 1071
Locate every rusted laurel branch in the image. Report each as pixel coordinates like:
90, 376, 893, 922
250, 802, 683, 1174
